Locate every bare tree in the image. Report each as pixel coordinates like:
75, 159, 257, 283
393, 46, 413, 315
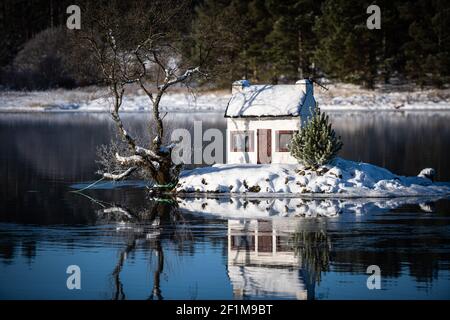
79, 0, 204, 189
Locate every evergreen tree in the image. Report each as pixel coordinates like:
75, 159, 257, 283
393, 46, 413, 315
245, 0, 273, 82
2, 1, 449, 89
313, 0, 381, 88
190, 0, 252, 87
399, 0, 450, 87
289, 108, 343, 168
376, 0, 410, 83
265, 0, 322, 82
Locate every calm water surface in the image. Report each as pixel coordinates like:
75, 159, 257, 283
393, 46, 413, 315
0, 111, 449, 299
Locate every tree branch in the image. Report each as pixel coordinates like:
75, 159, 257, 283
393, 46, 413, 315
115, 153, 145, 165
102, 167, 138, 180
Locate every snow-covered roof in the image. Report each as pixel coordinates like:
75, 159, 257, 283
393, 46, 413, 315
225, 83, 310, 118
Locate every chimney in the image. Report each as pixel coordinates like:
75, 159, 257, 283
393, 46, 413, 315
232, 79, 251, 94
297, 79, 317, 127
295, 79, 313, 96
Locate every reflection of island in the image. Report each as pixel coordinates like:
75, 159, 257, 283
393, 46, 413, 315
227, 218, 330, 300
178, 195, 446, 218
179, 196, 447, 299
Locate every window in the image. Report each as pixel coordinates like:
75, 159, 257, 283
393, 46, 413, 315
230, 131, 254, 152
258, 235, 273, 253
231, 235, 255, 250
276, 235, 294, 252
276, 130, 296, 152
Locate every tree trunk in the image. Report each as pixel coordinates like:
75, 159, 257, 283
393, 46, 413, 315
298, 29, 303, 79
154, 154, 174, 185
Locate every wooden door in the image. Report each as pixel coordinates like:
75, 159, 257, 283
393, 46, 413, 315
257, 129, 272, 164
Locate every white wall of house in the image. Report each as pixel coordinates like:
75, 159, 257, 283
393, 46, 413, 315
226, 117, 300, 164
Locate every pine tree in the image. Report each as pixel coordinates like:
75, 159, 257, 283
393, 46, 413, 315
289, 108, 343, 168
245, 0, 273, 82
190, 0, 253, 87
265, 0, 322, 82
400, 0, 450, 87
313, 0, 381, 88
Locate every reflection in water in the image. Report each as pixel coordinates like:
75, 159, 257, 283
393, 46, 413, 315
178, 195, 450, 299
0, 112, 450, 299
328, 111, 450, 181
178, 196, 448, 218
227, 218, 330, 299
37, 191, 446, 300
95, 196, 188, 300
91, 193, 335, 300
0, 190, 449, 299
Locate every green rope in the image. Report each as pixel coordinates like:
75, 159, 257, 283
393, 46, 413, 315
152, 180, 178, 191
71, 176, 106, 192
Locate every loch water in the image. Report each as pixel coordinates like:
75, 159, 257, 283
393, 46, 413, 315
0, 111, 449, 299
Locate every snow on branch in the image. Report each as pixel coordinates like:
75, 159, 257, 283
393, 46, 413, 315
160, 136, 183, 153
115, 153, 144, 165
166, 67, 201, 86
135, 146, 162, 160
102, 167, 137, 180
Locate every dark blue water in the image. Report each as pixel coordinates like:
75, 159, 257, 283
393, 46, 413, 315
0, 112, 450, 299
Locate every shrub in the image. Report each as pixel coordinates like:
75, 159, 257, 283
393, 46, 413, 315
289, 107, 343, 168
3, 26, 100, 90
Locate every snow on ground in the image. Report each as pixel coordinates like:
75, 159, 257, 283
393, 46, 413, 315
0, 88, 230, 112
1, 83, 449, 112
318, 83, 450, 111
81, 91, 231, 112
176, 157, 450, 197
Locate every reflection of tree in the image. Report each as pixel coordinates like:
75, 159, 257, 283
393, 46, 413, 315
0, 241, 16, 264
149, 237, 164, 300
112, 240, 134, 300
94, 195, 191, 300
291, 229, 331, 284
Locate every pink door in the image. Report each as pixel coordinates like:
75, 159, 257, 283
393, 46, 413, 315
257, 129, 272, 164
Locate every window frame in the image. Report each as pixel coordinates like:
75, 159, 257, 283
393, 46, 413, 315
230, 130, 254, 152
276, 130, 296, 152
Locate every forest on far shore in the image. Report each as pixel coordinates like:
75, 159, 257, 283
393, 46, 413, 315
0, 0, 449, 90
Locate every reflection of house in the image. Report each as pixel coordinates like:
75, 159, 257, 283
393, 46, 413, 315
225, 79, 316, 164
227, 219, 315, 300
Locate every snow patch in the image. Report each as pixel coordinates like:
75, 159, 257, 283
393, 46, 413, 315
1, 85, 449, 112
176, 157, 450, 197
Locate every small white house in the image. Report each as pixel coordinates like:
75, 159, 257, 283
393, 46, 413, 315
225, 79, 316, 164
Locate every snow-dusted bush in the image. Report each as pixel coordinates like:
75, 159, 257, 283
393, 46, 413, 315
289, 108, 343, 168
5, 26, 99, 90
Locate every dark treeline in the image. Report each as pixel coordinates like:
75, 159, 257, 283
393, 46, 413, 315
0, 0, 449, 90
192, 0, 450, 88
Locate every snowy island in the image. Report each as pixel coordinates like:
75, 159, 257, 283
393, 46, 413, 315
176, 157, 450, 197
176, 80, 450, 198
64, 79, 449, 199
